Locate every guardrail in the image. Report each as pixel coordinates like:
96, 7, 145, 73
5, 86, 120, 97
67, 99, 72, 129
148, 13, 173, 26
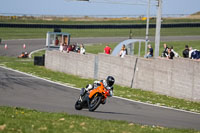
0, 23, 200, 29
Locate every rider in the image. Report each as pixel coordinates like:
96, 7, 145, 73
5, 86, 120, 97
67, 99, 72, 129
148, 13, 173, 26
84, 76, 115, 98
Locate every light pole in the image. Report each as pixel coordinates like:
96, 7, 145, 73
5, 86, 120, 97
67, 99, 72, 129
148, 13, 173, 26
154, 0, 162, 57
145, 0, 151, 55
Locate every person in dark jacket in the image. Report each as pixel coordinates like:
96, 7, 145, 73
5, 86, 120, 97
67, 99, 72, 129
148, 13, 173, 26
182, 45, 189, 58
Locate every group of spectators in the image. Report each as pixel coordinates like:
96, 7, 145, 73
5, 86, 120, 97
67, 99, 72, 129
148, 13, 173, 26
160, 43, 179, 59
183, 45, 200, 60
144, 43, 179, 59
104, 44, 127, 58
144, 43, 200, 60
59, 43, 85, 54
57, 38, 200, 60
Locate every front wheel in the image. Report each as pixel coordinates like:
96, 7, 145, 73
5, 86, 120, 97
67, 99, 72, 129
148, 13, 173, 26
88, 94, 102, 112
75, 100, 83, 110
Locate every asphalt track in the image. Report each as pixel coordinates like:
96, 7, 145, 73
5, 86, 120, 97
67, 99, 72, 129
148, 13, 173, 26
0, 67, 200, 130
1, 36, 200, 57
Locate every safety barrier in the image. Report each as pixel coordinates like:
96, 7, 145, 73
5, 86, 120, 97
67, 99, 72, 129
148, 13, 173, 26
1, 23, 200, 29
45, 50, 200, 102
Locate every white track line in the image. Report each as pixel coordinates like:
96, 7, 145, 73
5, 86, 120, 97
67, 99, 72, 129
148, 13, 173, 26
28, 48, 47, 58
0, 65, 200, 115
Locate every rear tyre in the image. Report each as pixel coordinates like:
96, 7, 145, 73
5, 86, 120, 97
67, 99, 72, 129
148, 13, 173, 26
88, 94, 102, 112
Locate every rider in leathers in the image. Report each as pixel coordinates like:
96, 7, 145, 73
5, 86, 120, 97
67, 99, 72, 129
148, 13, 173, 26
83, 76, 115, 104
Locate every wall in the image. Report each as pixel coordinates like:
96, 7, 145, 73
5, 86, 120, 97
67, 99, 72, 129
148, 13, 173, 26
45, 50, 96, 79
45, 50, 200, 102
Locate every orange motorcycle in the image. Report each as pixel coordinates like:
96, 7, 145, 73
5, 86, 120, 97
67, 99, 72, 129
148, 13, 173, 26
75, 82, 111, 111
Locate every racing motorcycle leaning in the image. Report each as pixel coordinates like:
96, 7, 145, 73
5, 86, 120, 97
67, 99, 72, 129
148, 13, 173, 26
75, 82, 112, 112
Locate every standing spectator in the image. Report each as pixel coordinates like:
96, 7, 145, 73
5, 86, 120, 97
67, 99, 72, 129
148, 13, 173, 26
167, 48, 175, 59
119, 44, 127, 58
161, 43, 168, 57
104, 44, 112, 54
182, 45, 189, 58
59, 43, 64, 52
55, 37, 59, 46
144, 44, 153, 58
80, 44, 85, 54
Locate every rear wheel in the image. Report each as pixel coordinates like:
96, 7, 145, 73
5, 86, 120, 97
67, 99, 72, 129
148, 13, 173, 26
88, 94, 102, 112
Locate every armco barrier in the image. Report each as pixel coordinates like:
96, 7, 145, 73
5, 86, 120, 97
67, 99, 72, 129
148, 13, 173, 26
45, 50, 200, 102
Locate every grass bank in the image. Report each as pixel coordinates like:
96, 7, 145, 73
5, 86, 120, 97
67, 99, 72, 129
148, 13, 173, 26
1, 27, 200, 40
1, 106, 199, 133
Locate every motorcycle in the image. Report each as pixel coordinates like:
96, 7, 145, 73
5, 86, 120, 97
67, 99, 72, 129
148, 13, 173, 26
75, 82, 111, 111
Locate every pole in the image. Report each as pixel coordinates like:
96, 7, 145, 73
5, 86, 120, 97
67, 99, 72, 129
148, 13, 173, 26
154, 0, 162, 57
145, 0, 150, 56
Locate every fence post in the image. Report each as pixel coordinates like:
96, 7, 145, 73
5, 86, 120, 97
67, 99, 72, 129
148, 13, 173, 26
138, 41, 141, 57
94, 55, 99, 79
132, 43, 135, 55
131, 57, 138, 88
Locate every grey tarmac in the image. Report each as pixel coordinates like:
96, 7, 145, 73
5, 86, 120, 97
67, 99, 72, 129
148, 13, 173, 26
0, 67, 200, 130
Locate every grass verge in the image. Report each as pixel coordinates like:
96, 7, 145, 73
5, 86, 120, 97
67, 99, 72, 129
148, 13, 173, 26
0, 53, 200, 113
1, 106, 199, 133
1, 27, 200, 40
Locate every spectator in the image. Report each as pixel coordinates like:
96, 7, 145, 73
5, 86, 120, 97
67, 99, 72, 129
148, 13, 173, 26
161, 43, 168, 57
80, 44, 86, 54
189, 47, 195, 59
190, 48, 200, 60
72, 44, 76, 52
182, 45, 189, 58
75, 44, 80, 53
144, 44, 153, 58
67, 45, 73, 53
55, 37, 59, 46
167, 48, 174, 59
59, 43, 64, 52
63, 43, 68, 51
171, 46, 179, 57
104, 44, 112, 54
119, 44, 127, 58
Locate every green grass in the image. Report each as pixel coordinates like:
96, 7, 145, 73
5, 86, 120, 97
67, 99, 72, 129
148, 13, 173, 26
1, 27, 200, 40
1, 106, 199, 133
0, 53, 200, 113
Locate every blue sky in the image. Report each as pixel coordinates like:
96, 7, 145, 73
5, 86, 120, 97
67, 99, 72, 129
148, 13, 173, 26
0, 0, 200, 17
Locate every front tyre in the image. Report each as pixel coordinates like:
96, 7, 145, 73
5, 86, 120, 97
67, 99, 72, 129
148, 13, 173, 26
88, 94, 102, 112
75, 100, 83, 110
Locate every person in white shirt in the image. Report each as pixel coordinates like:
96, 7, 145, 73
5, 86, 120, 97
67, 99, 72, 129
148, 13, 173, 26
119, 44, 127, 58
80, 44, 85, 54
59, 43, 64, 52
